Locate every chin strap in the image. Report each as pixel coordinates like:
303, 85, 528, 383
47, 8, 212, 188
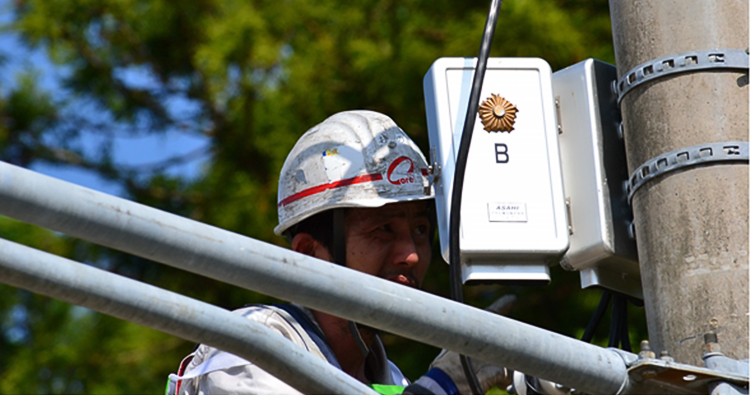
332, 209, 370, 358
348, 320, 370, 356
332, 209, 346, 269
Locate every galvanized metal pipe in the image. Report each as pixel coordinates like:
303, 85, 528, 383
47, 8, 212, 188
0, 161, 633, 394
0, 236, 376, 395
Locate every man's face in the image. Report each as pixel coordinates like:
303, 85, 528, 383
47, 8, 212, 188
344, 200, 432, 288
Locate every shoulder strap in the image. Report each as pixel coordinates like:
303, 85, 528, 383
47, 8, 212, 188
273, 303, 342, 370
165, 352, 195, 395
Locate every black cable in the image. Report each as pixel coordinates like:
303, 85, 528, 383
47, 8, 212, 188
584, 290, 633, 352
448, 0, 503, 393
608, 294, 623, 348
618, 296, 631, 351
581, 290, 611, 343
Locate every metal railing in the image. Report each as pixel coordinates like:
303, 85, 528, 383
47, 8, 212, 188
0, 161, 634, 394
0, 236, 376, 394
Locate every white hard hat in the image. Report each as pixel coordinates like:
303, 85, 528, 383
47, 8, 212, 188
275, 110, 433, 236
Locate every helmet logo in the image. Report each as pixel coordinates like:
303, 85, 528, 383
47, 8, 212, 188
387, 156, 417, 185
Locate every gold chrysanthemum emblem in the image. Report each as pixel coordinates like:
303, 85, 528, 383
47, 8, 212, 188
478, 94, 518, 132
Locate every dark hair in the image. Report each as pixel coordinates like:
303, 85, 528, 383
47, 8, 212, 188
284, 209, 335, 252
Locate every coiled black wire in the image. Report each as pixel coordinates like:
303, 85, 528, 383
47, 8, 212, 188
581, 289, 632, 352
448, 0, 503, 393
582, 290, 611, 343
615, 294, 631, 351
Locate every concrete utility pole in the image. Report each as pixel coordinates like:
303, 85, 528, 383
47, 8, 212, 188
610, 1, 749, 366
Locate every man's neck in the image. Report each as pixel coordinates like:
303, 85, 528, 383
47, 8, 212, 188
312, 310, 375, 381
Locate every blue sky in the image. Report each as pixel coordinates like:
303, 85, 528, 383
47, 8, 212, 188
0, 1, 210, 197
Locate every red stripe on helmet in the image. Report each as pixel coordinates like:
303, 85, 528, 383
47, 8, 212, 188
278, 173, 384, 207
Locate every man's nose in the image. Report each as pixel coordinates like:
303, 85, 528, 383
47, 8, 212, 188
393, 233, 420, 266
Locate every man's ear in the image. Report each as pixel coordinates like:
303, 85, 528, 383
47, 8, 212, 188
291, 233, 331, 261
291, 232, 316, 255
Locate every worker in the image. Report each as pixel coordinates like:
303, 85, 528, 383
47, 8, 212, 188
168, 110, 510, 394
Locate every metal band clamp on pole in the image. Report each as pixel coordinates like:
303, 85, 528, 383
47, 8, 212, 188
613, 49, 749, 104
0, 161, 633, 394
627, 141, 749, 202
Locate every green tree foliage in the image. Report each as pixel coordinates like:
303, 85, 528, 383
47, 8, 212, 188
0, 0, 645, 393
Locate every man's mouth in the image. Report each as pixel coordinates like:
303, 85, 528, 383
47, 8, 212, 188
387, 273, 418, 288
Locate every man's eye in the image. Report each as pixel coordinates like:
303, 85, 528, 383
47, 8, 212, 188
414, 225, 428, 236
377, 224, 392, 232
